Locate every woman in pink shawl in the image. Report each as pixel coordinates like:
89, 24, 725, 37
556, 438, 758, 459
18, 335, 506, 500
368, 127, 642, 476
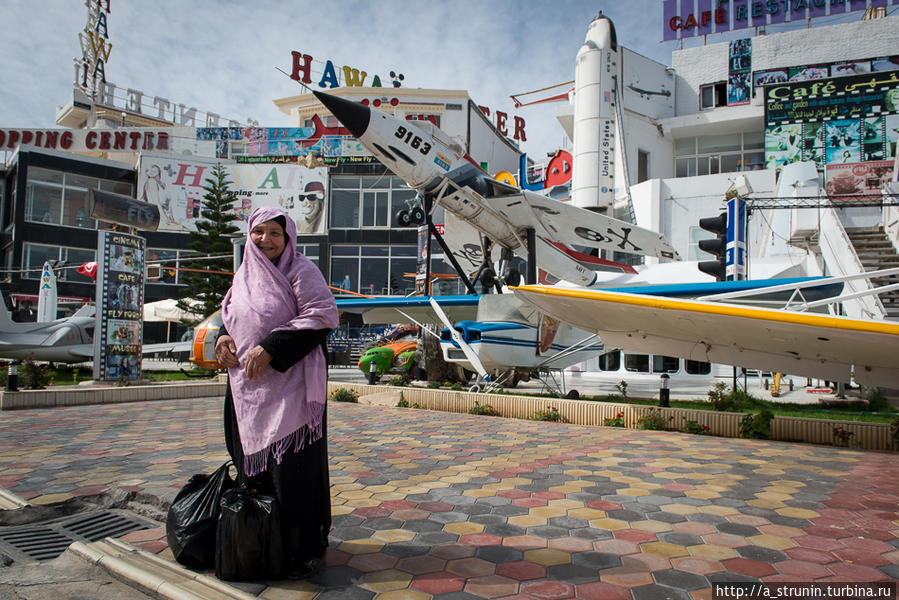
215, 206, 338, 577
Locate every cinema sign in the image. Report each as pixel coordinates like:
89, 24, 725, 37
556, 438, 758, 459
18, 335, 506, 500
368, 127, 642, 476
0, 128, 172, 152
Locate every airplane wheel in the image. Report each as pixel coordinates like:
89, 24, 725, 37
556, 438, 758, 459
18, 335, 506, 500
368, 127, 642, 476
410, 206, 425, 224
395, 210, 411, 227
480, 268, 496, 289
565, 389, 580, 399
504, 269, 522, 287
469, 384, 481, 393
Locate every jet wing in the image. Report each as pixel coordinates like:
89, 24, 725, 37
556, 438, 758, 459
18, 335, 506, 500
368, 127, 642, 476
512, 284, 899, 388
337, 296, 480, 325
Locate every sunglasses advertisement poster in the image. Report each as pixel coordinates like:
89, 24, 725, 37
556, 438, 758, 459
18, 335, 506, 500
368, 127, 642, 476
138, 154, 328, 235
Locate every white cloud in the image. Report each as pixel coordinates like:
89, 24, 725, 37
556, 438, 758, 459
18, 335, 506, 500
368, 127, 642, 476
0, 0, 673, 157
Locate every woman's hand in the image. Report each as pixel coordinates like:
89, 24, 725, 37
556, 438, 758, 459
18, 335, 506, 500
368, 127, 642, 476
214, 334, 240, 368
245, 345, 273, 380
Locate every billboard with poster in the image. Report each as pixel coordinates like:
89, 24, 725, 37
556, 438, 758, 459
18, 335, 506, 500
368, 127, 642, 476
825, 161, 894, 199
137, 155, 328, 235
763, 70, 899, 171
93, 231, 145, 382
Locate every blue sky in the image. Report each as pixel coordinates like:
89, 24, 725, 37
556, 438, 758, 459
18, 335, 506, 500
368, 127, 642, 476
0, 1, 681, 157
0, 1, 873, 157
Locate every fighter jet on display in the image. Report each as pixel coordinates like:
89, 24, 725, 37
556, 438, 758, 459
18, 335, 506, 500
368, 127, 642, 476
313, 91, 679, 289
0, 300, 189, 363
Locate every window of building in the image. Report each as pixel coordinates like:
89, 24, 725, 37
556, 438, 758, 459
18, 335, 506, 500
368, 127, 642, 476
688, 225, 716, 261
329, 175, 415, 229
24, 167, 132, 228
329, 245, 417, 295
23, 243, 96, 283
700, 82, 727, 109
674, 133, 766, 178
685, 360, 711, 375
637, 150, 650, 183
599, 350, 621, 371
652, 355, 680, 373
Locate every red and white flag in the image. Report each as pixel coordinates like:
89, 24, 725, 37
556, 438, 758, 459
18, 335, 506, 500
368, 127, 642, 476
77, 262, 98, 280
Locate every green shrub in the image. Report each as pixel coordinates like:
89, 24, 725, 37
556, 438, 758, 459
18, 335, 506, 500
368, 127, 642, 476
637, 408, 671, 430
469, 401, 499, 416
740, 408, 774, 439
603, 411, 625, 427
532, 406, 562, 422
683, 420, 711, 435
707, 382, 738, 411
890, 417, 899, 450
427, 381, 440, 389
396, 398, 410, 408
387, 374, 410, 387
451, 382, 464, 391
616, 381, 628, 399
865, 388, 890, 413
329, 388, 359, 403
22, 360, 51, 389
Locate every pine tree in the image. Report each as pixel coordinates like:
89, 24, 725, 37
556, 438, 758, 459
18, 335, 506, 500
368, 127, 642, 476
178, 163, 240, 320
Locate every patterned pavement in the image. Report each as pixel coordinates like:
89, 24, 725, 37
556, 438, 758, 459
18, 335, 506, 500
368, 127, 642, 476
0, 397, 897, 599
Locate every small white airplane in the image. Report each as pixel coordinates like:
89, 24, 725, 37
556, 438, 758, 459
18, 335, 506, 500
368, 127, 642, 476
313, 91, 680, 289
0, 298, 190, 363
512, 270, 899, 388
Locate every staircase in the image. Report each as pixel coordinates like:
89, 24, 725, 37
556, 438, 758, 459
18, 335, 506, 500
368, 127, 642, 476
845, 226, 899, 320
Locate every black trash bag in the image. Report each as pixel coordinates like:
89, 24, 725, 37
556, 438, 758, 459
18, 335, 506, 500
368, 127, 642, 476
215, 486, 287, 581
166, 462, 235, 569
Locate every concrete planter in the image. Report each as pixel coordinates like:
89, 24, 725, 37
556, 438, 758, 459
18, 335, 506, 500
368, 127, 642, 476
0, 381, 227, 410
328, 382, 896, 452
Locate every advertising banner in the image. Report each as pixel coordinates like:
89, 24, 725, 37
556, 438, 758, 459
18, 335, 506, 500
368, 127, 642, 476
728, 39, 751, 106
764, 70, 899, 170
137, 155, 328, 235
93, 231, 145, 382
825, 160, 894, 199
196, 126, 372, 162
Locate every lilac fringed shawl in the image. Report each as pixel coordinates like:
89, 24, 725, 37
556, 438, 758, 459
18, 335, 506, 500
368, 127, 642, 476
222, 206, 339, 476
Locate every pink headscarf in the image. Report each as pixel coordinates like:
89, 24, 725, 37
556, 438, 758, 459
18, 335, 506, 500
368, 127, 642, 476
222, 206, 338, 476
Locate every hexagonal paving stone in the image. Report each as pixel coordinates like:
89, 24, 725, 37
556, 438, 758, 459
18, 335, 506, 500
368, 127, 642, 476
348, 552, 399, 573
429, 543, 477, 560
652, 568, 709, 590
593, 538, 640, 556
687, 544, 739, 561
442, 521, 484, 536
358, 568, 412, 593
502, 535, 547, 550
446, 556, 496, 578
599, 566, 655, 588
576, 581, 633, 600
464, 574, 520, 599
587, 517, 630, 531
373, 590, 430, 600
639, 541, 689, 558
721, 557, 777, 578
372, 529, 418, 544
496, 560, 546, 581
340, 538, 386, 555
520, 579, 576, 600
523, 548, 571, 567
631, 583, 695, 600
547, 536, 594, 553
476, 545, 524, 564
395, 554, 446, 575
410, 571, 466, 595
508, 514, 547, 528
671, 556, 724, 576
614, 529, 657, 543
571, 550, 622, 570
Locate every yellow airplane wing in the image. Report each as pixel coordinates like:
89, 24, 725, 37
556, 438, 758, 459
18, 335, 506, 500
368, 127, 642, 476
512, 285, 899, 387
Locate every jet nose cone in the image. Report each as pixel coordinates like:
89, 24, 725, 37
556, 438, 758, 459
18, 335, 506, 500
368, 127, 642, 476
313, 91, 371, 139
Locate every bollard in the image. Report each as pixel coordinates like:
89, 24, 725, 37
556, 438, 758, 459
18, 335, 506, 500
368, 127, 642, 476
658, 373, 670, 408
368, 361, 378, 385
6, 361, 18, 392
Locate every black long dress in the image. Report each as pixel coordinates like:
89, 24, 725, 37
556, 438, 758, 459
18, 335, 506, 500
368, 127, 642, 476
220, 326, 332, 566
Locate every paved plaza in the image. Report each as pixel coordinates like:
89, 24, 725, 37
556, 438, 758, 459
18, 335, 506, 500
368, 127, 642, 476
0, 396, 897, 599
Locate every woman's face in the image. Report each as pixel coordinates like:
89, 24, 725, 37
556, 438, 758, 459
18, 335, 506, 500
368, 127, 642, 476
250, 219, 286, 261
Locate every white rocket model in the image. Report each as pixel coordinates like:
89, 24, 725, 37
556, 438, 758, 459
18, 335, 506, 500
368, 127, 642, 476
573, 12, 618, 213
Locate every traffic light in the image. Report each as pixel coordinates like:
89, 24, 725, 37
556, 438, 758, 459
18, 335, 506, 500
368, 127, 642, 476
698, 212, 727, 281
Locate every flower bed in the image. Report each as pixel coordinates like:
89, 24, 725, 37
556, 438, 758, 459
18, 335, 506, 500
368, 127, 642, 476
328, 382, 895, 451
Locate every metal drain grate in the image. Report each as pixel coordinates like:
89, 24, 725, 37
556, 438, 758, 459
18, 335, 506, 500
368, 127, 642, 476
0, 526, 74, 562
62, 511, 149, 542
0, 510, 153, 562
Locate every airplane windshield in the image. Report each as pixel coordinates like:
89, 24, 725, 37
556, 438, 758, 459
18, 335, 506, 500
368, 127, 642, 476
476, 295, 541, 327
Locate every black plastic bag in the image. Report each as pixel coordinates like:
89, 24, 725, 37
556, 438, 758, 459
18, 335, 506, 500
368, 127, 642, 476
215, 486, 287, 581
166, 462, 235, 569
